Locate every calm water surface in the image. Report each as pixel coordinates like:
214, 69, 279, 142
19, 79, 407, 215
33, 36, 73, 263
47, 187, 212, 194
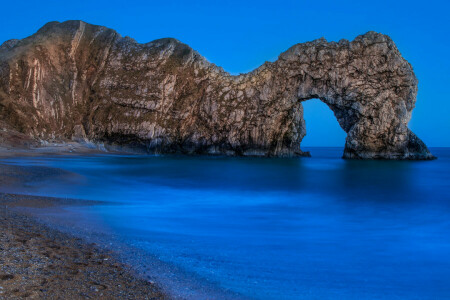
1, 147, 450, 299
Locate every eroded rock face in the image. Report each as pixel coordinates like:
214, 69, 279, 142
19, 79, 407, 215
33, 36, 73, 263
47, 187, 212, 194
0, 20, 434, 159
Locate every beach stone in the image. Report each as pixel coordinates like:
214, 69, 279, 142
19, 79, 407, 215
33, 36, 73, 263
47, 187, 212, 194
0, 20, 434, 159
0, 275, 14, 281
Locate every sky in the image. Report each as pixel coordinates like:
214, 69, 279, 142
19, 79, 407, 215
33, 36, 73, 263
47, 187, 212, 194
0, 0, 449, 146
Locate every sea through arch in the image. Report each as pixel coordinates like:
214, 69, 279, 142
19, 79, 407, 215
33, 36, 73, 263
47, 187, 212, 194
300, 98, 347, 157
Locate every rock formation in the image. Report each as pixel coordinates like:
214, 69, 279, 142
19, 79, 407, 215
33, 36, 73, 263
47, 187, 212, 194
0, 20, 434, 159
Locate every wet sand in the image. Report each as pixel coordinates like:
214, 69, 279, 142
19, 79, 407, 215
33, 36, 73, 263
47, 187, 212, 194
0, 152, 167, 299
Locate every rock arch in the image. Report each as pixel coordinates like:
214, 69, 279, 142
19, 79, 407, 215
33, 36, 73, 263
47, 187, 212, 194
0, 21, 434, 159
232, 32, 434, 159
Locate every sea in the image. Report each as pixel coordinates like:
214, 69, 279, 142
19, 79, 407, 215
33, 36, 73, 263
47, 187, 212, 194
1, 147, 449, 299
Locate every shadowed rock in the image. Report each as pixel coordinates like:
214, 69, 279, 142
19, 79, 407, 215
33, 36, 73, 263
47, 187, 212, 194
0, 20, 434, 159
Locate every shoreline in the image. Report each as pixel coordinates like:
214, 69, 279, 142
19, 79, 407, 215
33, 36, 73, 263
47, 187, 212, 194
0, 193, 166, 299
0, 143, 122, 159
0, 157, 243, 300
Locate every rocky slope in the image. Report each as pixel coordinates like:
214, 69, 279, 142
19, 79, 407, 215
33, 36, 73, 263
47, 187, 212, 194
0, 20, 434, 159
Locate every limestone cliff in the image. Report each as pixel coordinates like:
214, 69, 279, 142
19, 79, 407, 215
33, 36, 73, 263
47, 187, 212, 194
0, 20, 434, 159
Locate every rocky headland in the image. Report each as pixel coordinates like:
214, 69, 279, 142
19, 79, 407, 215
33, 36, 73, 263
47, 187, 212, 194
0, 20, 434, 159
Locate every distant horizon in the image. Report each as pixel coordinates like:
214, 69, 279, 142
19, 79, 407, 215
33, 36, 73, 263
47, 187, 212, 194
1, 0, 449, 147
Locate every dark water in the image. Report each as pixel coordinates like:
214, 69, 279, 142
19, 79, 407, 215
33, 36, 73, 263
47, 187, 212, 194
1, 147, 450, 299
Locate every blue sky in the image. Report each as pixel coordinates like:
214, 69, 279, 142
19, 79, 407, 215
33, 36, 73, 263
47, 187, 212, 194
1, 0, 449, 146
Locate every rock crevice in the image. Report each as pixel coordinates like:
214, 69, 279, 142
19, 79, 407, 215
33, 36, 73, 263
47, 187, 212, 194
0, 20, 434, 159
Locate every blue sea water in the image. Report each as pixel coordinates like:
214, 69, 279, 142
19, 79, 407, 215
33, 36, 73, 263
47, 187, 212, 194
1, 147, 450, 299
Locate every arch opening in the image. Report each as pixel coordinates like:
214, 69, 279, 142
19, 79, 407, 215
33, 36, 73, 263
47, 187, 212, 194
300, 98, 347, 156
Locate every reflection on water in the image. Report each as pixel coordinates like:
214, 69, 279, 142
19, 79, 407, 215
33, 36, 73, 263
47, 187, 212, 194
1, 147, 450, 299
